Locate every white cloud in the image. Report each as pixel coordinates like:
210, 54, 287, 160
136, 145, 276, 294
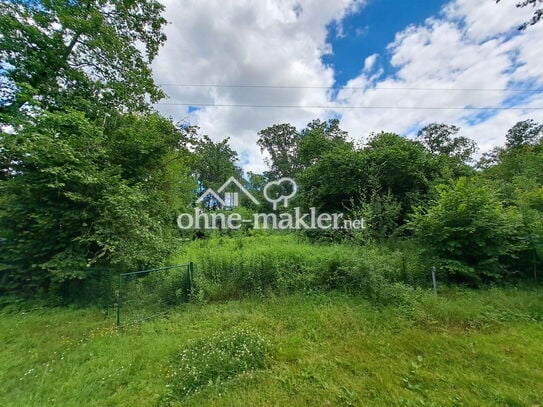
153, 0, 543, 173
153, 0, 365, 173
363, 53, 378, 73
338, 0, 543, 150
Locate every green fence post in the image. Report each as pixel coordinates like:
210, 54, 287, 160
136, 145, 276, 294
188, 262, 194, 291
431, 266, 438, 296
116, 273, 122, 328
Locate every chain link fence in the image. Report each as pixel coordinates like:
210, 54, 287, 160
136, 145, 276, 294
116, 263, 194, 328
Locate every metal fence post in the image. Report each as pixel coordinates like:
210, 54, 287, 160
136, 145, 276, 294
431, 266, 438, 296
116, 273, 122, 328
188, 262, 194, 291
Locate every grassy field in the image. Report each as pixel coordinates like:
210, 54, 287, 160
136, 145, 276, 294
172, 234, 429, 302
1, 287, 543, 406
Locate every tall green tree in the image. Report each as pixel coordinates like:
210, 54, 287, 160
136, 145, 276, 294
297, 119, 351, 170
480, 121, 543, 193
0, 111, 193, 294
193, 134, 242, 192
0, 0, 166, 117
0, 0, 198, 297
417, 123, 477, 162
505, 119, 543, 149
257, 123, 300, 179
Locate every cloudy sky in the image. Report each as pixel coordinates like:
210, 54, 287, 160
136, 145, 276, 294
152, 0, 543, 173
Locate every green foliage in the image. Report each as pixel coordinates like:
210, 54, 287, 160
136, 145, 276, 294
257, 121, 478, 242
0, 110, 193, 294
362, 132, 435, 221
257, 123, 299, 179
1, 289, 543, 406
505, 119, 543, 149
176, 235, 429, 301
0, 0, 193, 299
193, 134, 242, 192
298, 143, 364, 212
417, 122, 477, 162
411, 177, 526, 284
165, 329, 270, 401
353, 191, 403, 241
297, 118, 351, 170
0, 0, 166, 115
298, 132, 451, 233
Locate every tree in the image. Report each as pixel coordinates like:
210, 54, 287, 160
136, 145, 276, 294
417, 123, 477, 162
257, 123, 300, 179
298, 144, 364, 213
0, 0, 198, 299
362, 132, 436, 222
496, 0, 543, 30
245, 172, 270, 211
0, 111, 193, 294
0, 0, 166, 117
193, 134, 242, 192
298, 131, 453, 236
411, 177, 525, 284
0, 62, 16, 108
298, 119, 351, 170
480, 121, 543, 195
505, 119, 543, 149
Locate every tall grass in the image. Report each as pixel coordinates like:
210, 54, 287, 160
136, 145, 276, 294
175, 234, 429, 302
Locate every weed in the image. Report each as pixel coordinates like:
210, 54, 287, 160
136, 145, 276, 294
164, 329, 270, 401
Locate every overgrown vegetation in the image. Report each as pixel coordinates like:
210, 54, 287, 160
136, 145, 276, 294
1, 0, 542, 299
175, 235, 428, 303
165, 329, 270, 401
1, 289, 542, 406
1, 1, 542, 405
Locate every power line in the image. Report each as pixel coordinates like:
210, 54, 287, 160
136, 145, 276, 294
156, 83, 543, 92
155, 102, 543, 110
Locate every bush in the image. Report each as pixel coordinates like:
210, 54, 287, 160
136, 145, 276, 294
0, 111, 192, 296
411, 177, 526, 284
165, 329, 270, 400
326, 258, 424, 306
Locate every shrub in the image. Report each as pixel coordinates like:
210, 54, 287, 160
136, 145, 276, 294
0, 111, 193, 296
411, 177, 526, 284
165, 329, 270, 400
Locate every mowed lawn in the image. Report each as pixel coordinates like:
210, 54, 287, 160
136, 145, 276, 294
1, 289, 543, 407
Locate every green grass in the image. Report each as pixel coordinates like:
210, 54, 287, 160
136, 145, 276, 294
173, 234, 428, 301
1, 288, 543, 406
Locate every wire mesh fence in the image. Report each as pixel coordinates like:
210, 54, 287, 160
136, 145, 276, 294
116, 263, 194, 328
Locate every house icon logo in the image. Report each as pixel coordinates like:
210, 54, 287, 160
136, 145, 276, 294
196, 177, 297, 210
196, 176, 260, 209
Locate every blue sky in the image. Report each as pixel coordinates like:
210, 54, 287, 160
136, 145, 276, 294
3, 0, 542, 173
324, 0, 447, 87
149, 0, 543, 172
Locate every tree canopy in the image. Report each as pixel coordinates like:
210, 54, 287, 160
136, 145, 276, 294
0, 0, 166, 117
